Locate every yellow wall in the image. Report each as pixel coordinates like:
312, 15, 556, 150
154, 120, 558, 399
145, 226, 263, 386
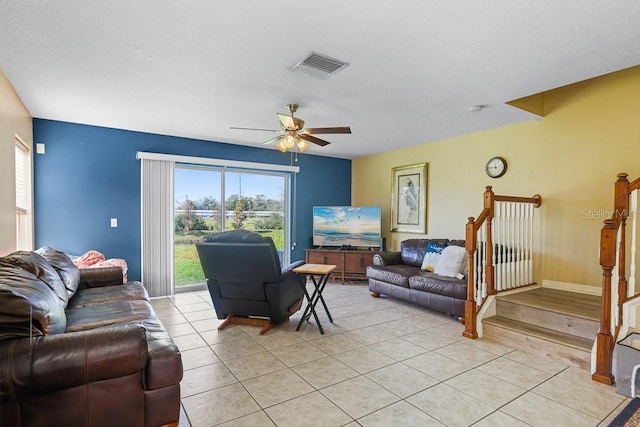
0, 69, 33, 255
353, 65, 640, 288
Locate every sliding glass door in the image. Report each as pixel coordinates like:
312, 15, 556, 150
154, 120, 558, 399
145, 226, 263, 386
224, 171, 288, 265
174, 167, 222, 288
174, 165, 289, 288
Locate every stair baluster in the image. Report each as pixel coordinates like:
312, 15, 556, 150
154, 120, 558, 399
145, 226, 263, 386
464, 186, 542, 339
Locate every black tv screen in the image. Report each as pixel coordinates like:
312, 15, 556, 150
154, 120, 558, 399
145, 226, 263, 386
312, 206, 382, 248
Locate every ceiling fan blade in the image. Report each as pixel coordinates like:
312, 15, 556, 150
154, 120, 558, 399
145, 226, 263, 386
302, 127, 351, 135
300, 134, 331, 147
263, 135, 284, 145
277, 113, 305, 131
230, 126, 281, 133
277, 113, 296, 130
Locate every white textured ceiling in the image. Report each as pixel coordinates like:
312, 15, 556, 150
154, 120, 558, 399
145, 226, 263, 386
1, 1, 639, 159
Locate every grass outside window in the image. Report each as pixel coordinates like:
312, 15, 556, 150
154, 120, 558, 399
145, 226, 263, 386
175, 225, 284, 286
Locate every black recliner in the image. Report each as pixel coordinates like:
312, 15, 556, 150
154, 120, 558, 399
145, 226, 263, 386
196, 230, 305, 334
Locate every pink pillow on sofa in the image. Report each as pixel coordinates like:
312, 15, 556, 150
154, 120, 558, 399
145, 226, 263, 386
71, 251, 128, 283
72, 250, 106, 268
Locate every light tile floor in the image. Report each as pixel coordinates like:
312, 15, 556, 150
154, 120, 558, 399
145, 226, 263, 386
151, 281, 629, 427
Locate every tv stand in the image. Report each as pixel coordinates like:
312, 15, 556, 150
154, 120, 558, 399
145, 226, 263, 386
305, 248, 383, 284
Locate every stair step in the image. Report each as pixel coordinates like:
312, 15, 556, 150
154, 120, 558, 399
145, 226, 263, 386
496, 299, 599, 341
496, 288, 600, 321
484, 316, 593, 351
483, 316, 593, 370
482, 288, 601, 371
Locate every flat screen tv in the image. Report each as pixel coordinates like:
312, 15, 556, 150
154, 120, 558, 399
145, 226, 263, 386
312, 206, 382, 248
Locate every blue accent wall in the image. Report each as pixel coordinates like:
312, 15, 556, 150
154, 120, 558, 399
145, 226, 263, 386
33, 119, 351, 281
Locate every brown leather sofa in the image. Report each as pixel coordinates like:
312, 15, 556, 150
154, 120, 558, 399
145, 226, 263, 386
366, 239, 467, 318
0, 247, 183, 427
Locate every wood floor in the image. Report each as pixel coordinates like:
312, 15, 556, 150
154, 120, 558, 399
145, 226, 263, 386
495, 287, 601, 320
482, 287, 601, 370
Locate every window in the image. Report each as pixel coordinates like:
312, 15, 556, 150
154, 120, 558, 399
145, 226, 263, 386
174, 165, 289, 289
15, 136, 32, 250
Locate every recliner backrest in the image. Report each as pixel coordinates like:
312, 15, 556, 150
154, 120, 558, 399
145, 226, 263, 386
196, 230, 282, 301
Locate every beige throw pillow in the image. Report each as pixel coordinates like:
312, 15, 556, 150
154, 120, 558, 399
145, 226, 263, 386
434, 245, 467, 277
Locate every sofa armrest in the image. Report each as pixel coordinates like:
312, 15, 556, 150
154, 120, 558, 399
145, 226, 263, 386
262, 260, 306, 323
278, 260, 306, 295
279, 260, 306, 303
281, 260, 305, 279
78, 266, 124, 289
0, 324, 147, 398
373, 251, 403, 266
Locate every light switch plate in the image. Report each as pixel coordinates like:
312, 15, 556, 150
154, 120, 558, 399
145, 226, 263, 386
111, 218, 118, 227
36, 143, 45, 154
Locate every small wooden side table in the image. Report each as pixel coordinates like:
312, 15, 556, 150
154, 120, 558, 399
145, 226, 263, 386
293, 263, 336, 334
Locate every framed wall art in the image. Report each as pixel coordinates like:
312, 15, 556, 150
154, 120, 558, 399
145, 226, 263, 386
390, 163, 427, 233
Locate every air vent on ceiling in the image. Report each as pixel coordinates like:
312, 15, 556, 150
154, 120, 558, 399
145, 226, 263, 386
290, 52, 349, 80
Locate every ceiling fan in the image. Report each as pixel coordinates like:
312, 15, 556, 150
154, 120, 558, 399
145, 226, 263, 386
231, 104, 351, 153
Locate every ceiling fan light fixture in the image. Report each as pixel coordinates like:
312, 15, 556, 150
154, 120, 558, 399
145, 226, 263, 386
284, 134, 296, 148
275, 140, 287, 152
297, 138, 309, 152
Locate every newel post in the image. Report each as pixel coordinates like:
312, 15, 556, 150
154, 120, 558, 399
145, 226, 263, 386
592, 219, 616, 385
464, 217, 478, 338
484, 187, 496, 295
615, 173, 630, 217
616, 174, 630, 313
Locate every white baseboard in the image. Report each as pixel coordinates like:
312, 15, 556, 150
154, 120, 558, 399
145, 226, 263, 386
542, 280, 601, 296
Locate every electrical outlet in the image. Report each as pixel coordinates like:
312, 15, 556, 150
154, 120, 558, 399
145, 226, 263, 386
111, 218, 118, 227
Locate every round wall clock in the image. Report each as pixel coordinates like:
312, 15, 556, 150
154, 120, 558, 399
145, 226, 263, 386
486, 156, 507, 178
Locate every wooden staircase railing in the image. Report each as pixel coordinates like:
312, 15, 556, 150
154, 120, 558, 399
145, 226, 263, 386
593, 173, 640, 385
463, 186, 542, 339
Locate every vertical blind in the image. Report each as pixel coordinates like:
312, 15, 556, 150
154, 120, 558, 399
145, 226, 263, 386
15, 141, 28, 215
140, 158, 175, 297
15, 138, 32, 251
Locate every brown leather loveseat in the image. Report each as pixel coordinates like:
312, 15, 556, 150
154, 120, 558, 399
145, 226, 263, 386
0, 247, 183, 427
366, 239, 467, 318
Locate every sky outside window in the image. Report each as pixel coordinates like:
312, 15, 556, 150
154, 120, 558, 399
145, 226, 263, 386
175, 168, 283, 205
